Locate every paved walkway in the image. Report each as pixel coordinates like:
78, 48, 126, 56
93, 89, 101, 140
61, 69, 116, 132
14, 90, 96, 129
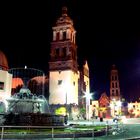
2, 118, 140, 140
67, 119, 140, 140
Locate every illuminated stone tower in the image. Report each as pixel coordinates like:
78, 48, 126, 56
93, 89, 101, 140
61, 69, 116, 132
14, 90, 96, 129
79, 61, 90, 120
49, 7, 79, 105
110, 65, 121, 101
79, 61, 90, 107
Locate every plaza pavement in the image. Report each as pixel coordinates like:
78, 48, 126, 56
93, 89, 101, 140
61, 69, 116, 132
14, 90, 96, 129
67, 118, 140, 140
2, 118, 140, 140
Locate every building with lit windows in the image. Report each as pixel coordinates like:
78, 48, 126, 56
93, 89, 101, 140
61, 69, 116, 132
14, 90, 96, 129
128, 101, 140, 117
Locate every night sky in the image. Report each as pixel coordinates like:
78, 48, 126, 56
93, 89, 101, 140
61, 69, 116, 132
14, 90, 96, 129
1, 1, 140, 102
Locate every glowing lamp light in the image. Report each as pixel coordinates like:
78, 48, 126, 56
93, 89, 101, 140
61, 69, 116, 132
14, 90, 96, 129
83, 92, 92, 99
128, 103, 133, 109
116, 100, 122, 107
110, 102, 114, 108
83, 92, 93, 120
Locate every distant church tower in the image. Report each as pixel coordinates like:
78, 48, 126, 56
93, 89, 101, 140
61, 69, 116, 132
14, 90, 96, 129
110, 65, 121, 101
49, 7, 79, 105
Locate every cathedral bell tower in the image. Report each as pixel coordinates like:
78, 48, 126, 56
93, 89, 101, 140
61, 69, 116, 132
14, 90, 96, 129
110, 65, 121, 101
49, 7, 79, 105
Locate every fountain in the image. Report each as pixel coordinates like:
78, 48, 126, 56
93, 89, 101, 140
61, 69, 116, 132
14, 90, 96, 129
7, 87, 49, 114
1, 67, 67, 126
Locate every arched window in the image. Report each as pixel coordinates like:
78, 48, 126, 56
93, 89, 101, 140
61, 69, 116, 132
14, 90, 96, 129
112, 83, 114, 88
62, 48, 66, 58
116, 90, 118, 96
63, 31, 66, 40
56, 32, 60, 41
116, 82, 118, 88
112, 90, 114, 96
56, 48, 59, 58
112, 76, 114, 80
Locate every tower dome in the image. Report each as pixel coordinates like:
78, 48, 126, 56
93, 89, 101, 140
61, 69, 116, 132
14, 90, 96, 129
0, 50, 8, 70
56, 7, 73, 26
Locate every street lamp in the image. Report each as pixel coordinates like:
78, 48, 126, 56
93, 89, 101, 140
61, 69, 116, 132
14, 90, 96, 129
83, 92, 92, 120
65, 92, 68, 116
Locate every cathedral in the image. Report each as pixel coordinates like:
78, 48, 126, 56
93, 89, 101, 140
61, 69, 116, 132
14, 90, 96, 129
48, 7, 90, 118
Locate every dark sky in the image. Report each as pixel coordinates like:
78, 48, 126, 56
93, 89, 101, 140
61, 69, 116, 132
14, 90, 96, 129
1, 1, 140, 102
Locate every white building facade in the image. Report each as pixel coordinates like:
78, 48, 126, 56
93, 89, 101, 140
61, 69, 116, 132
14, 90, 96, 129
0, 50, 12, 112
49, 7, 79, 105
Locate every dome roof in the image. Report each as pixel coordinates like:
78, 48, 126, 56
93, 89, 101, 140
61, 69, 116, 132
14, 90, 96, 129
12, 78, 24, 89
0, 50, 8, 70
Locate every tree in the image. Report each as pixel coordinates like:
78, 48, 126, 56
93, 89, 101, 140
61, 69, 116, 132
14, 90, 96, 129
80, 107, 86, 120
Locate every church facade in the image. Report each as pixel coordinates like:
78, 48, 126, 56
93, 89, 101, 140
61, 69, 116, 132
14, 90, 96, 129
49, 7, 90, 118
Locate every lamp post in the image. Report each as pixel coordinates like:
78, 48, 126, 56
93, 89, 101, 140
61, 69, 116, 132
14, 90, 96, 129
65, 92, 67, 116
63, 82, 68, 116
65, 92, 68, 124
84, 92, 92, 120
